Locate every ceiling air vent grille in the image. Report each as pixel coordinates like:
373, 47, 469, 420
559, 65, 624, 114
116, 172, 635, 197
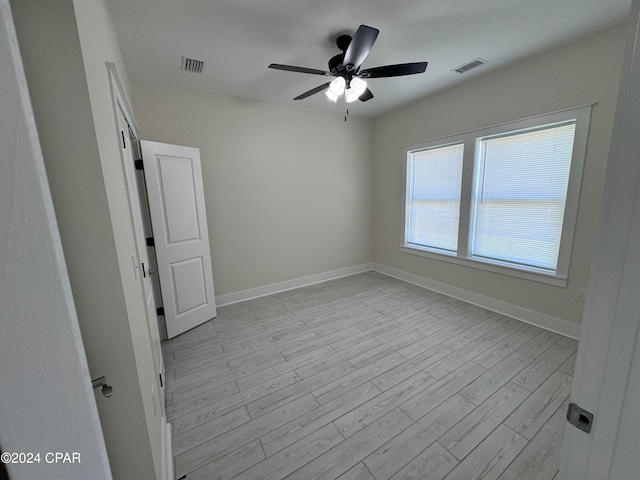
452, 58, 487, 74
181, 56, 205, 74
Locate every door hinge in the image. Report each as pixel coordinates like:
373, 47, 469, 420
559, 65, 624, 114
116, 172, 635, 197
121, 130, 126, 149
146, 237, 155, 247
159, 373, 163, 388
567, 403, 594, 433
156, 307, 165, 316
135, 159, 144, 170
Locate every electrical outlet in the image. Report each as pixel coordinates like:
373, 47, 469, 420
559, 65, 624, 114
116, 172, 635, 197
575, 288, 586, 302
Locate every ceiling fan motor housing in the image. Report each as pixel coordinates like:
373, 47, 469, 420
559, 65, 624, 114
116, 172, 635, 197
328, 53, 345, 74
336, 34, 352, 52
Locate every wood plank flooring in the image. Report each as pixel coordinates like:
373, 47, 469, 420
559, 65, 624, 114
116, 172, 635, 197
162, 271, 575, 480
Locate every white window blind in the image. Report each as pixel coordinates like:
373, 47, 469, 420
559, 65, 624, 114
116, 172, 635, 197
471, 122, 576, 272
406, 143, 464, 252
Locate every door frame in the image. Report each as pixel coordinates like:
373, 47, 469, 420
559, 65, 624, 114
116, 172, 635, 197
559, 0, 640, 477
107, 63, 173, 480
108, 64, 165, 385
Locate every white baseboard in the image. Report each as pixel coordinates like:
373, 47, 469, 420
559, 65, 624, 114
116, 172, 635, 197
162, 420, 173, 480
373, 263, 581, 339
214, 261, 580, 339
216, 263, 374, 307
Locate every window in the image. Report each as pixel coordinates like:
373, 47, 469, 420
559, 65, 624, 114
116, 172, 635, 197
406, 143, 464, 253
402, 106, 591, 286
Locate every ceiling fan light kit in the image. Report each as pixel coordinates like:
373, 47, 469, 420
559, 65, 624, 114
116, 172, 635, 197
269, 24, 428, 106
325, 76, 346, 101
345, 77, 367, 103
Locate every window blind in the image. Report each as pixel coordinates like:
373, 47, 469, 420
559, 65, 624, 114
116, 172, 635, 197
471, 122, 576, 271
406, 143, 464, 252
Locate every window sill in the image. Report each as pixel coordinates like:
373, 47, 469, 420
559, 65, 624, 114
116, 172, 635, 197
400, 245, 568, 287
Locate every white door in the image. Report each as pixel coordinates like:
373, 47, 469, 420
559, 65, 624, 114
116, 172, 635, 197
114, 100, 165, 408
559, 0, 640, 478
140, 140, 217, 338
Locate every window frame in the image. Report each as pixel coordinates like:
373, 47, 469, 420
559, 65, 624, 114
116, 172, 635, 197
405, 140, 465, 254
401, 105, 592, 287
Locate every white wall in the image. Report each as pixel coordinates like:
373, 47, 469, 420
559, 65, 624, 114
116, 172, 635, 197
131, 84, 374, 297
0, 1, 110, 478
11, 1, 161, 478
71, 1, 166, 476
372, 26, 627, 327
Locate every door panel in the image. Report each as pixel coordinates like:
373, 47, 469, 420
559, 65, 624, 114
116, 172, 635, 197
157, 155, 201, 243
172, 257, 208, 314
141, 141, 217, 338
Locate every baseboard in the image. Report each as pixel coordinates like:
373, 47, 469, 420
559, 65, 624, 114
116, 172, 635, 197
216, 263, 374, 307
214, 261, 580, 339
373, 263, 581, 339
162, 420, 173, 480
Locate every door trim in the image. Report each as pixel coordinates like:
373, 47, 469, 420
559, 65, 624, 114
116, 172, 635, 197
106, 62, 139, 131
559, 0, 640, 477
107, 63, 173, 480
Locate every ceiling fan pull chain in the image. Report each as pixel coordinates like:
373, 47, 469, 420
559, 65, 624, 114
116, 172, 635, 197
345, 108, 349, 122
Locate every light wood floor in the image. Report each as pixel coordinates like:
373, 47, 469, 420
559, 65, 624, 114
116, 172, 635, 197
162, 271, 577, 480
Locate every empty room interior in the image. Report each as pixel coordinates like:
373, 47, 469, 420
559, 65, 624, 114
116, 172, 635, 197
4, 0, 640, 479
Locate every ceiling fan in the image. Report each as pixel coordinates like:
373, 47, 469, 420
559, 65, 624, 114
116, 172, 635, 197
269, 25, 428, 104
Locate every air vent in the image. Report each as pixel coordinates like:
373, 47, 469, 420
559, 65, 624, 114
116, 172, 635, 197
181, 56, 205, 74
452, 58, 487, 74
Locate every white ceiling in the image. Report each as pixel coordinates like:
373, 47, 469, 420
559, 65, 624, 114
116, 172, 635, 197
107, 0, 631, 118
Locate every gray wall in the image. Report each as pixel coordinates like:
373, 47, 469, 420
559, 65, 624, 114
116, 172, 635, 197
132, 84, 375, 297
0, 1, 110, 477
11, 1, 159, 478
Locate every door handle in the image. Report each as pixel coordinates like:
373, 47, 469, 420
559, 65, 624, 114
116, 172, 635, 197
141, 262, 158, 277
92, 376, 113, 398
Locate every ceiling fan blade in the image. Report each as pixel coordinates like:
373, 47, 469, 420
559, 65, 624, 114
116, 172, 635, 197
269, 64, 330, 76
359, 88, 374, 102
359, 62, 428, 78
293, 82, 331, 100
343, 25, 379, 71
